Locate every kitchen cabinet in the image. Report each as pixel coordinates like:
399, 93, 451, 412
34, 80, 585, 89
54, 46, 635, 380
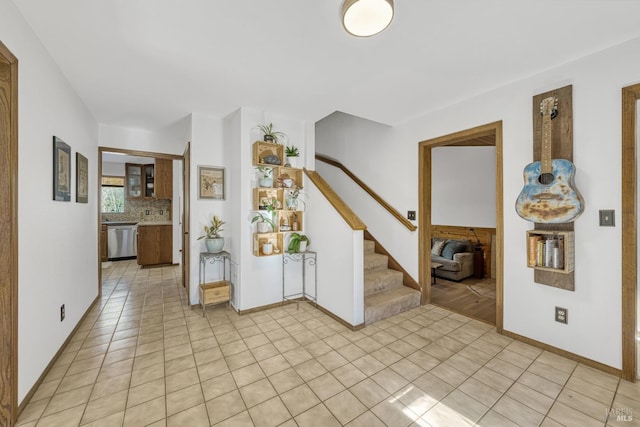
137, 224, 172, 267
154, 158, 173, 199
125, 159, 173, 200
100, 224, 108, 262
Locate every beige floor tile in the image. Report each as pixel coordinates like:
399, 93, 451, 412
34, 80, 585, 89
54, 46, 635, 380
42, 385, 93, 417
565, 374, 616, 405
506, 382, 554, 414
16, 399, 49, 424
517, 371, 563, 399
282, 347, 314, 366
324, 390, 367, 424
547, 401, 603, 427
239, 378, 278, 408
250, 343, 279, 362
472, 366, 514, 394
526, 360, 571, 385
164, 353, 196, 377
166, 367, 200, 393
351, 354, 386, 377
123, 395, 166, 427
371, 398, 416, 427
166, 403, 209, 427
412, 372, 455, 402
81, 389, 128, 425
493, 395, 544, 427
476, 409, 520, 427
231, 363, 265, 388
132, 350, 164, 372
201, 372, 237, 401
307, 372, 346, 401
258, 355, 291, 377
166, 383, 204, 416
556, 387, 610, 422
35, 404, 85, 427
295, 403, 341, 427
395, 384, 439, 418
56, 368, 100, 394
331, 363, 367, 388
280, 384, 321, 417
247, 396, 291, 427
130, 361, 165, 388
294, 359, 328, 382
127, 378, 165, 408
79, 410, 125, 427
226, 350, 257, 371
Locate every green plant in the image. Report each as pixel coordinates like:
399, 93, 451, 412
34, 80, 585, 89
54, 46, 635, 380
197, 215, 225, 239
285, 145, 300, 157
251, 197, 278, 231
257, 123, 286, 144
256, 166, 273, 178
287, 233, 310, 253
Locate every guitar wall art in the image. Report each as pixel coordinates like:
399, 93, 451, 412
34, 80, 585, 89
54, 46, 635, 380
515, 96, 585, 223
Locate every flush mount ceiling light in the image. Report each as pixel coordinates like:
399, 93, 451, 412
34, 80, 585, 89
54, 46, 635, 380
342, 0, 394, 37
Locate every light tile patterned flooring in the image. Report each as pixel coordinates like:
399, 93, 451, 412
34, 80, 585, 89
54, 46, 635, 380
16, 260, 640, 427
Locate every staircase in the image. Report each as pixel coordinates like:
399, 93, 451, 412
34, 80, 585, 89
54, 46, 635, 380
364, 239, 421, 324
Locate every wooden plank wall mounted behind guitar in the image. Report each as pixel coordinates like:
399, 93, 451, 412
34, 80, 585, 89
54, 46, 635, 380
524, 85, 577, 291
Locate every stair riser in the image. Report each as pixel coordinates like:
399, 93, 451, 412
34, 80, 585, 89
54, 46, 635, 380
364, 273, 403, 296
365, 291, 421, 324
364, 254, 388, 272
364, 240, 376, 254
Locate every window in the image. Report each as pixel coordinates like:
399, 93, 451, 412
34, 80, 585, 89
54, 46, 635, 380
101, 176, 125, 213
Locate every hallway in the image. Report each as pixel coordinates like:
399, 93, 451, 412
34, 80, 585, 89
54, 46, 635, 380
15, 261, 640, 426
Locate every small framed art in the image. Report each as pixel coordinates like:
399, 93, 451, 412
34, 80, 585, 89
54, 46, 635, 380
198, 165, 225, 200
76, 152, 88, 203
53, 136, 71, 201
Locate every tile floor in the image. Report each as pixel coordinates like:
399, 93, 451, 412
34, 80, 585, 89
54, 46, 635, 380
15, 260, 640, 427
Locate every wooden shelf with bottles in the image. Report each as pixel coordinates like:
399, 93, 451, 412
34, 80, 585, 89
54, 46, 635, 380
526, 229, 574, 274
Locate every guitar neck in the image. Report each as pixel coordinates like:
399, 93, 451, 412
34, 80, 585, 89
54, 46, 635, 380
541, 109, 552, 174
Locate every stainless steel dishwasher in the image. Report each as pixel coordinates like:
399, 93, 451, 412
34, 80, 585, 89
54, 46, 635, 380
107, 224, 138, 259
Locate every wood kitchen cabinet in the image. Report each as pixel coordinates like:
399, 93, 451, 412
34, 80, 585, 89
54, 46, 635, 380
125, 159, 172, 200
137, 225, 172, 267
100, 224, 108, 262
154, 158, 173, 199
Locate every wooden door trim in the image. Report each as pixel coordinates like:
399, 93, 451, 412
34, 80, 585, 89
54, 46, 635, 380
0, 40, 18, 426
418, 121, 504, 332
621, 83, 639, 381
182, 143, 190, 299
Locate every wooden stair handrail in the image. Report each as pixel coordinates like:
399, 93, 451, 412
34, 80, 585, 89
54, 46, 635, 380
303, 168, 367, 231
315, 153, 417, 232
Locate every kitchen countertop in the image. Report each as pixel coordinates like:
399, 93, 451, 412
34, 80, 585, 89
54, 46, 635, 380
102, 221, 138, 226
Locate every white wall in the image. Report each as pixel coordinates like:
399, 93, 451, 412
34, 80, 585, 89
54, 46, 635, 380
316, 36, 640, 369
0, 0, 100, 402
432, 146, 496, 227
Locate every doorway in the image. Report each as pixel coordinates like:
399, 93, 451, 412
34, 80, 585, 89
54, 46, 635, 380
0, 40, 18, 426
97, 147, 188, 296
418, 121, 504, 332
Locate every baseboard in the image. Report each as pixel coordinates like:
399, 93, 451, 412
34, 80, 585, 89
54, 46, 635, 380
17, 294, 101, 415
314, 304, 364, 331
502, 329, 622, 378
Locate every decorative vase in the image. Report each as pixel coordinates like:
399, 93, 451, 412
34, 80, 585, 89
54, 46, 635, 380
205, 237, 224, 253
282, 178, 293, 188
259, 177, 273, 188
286, 156, 298, 168
264, 135, 274, 143
257, 221, 272, 233
262, 243, 273, 255
286, 198, 297, 210
299, 241, 307, 252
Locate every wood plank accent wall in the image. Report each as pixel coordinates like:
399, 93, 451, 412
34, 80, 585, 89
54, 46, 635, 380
431, 225, 495, 278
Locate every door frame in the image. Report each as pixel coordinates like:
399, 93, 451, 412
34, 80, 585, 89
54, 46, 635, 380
418, 121, 504, 332
182, 143, 191, 299
621, 83, 639, 381
0, 40, 18, 426
97, 147, 186, 295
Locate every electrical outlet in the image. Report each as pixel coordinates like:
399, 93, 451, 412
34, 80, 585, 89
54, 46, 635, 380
599, 210, 615, 226
145, 210, 150, 215
555, 306, 567, 324
159, 210, 163, 215
407, 211, 416, 220
60, 304, 65, 322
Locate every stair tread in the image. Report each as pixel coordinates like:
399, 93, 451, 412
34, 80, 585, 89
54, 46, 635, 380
364, 286, 421, 324
364, 269, 404, 295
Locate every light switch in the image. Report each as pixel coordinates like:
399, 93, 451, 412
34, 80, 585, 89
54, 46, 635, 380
599, 210, 615, 226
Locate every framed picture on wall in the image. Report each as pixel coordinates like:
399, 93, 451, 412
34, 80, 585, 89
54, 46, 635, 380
53, 136, 71, 201
198, 165, 225, 200
76, 152, 88, 203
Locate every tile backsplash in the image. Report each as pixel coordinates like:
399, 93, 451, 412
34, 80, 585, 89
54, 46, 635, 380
103, 199, 171, 222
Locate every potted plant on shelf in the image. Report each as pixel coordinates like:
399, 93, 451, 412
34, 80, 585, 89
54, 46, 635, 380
197, 215, 225, 253
285, 188, 306, 211
251, 197, 278, 233
256, 166, 273, 187
288, 232, 310, 253
285, 145, 300, 168
257, 123, 286, 145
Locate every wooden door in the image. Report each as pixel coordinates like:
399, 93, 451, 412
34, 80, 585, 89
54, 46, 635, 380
0, 40, 18, 427
154, 158, 173, 199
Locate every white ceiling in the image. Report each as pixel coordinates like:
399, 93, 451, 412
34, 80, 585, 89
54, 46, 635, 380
12, 0, 640, 130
